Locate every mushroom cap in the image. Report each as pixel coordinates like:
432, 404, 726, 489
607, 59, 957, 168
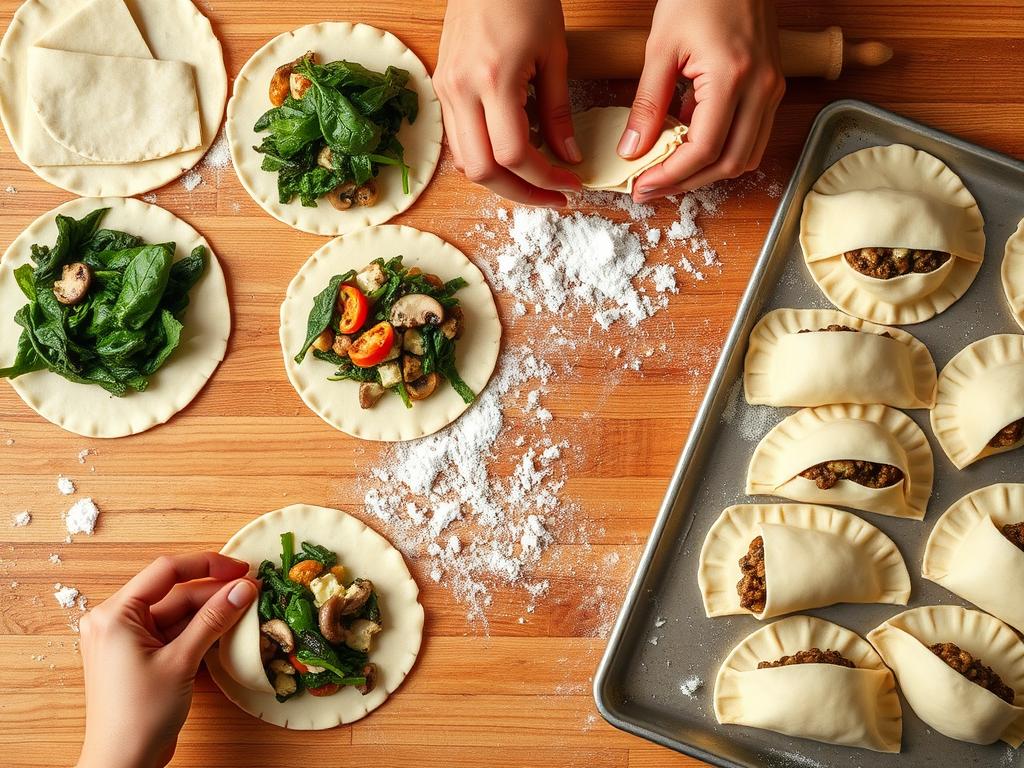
390, 293, 445, 328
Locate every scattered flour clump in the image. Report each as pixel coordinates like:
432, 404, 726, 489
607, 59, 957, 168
53, 584, 79, 608
680, 675, 704, 699
11, 511, 31, 528
65, 498, 100, 537
57, 475, 76, 495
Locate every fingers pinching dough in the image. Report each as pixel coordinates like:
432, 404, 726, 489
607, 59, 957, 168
800, 144, 985, 325
743, 308, 936, 408
714, 615, 902, 752
746, 404, 934, 520
698, 503, 910, 620
868, 606, 1024, 746
923, 484, 1024, 633
931, 334, 1024, 469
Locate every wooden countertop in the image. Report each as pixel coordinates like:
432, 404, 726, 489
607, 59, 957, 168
1, 1, 1022, 766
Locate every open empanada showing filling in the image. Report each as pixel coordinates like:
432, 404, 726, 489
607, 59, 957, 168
868, 606, 1024, 746
1003, 217, 1024, 331
931, 334, 1024, 469
744, 308, 936, 408
800, 144, 985, 325
698, 503, 910, 620
746, 403, 933, 520
923, 484, 1024, 634
714, 615, 902, 752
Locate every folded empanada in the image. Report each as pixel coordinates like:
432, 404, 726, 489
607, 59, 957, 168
1004, 218, 1024, 331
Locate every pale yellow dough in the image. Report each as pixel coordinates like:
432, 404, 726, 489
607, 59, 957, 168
207, 504, 423, 730
746, 403, 933, 520
1003, 218, 1024, 330
743, 308, 936, 408
227, 22, 442, 235
800, 144, 985, 325
930, 334, 1024, 469
714, 615, 902, 752
697, 503, 910, 619
546, 106, 686, 193
0, 198, 230, 437
867, 606, 1024, 746
280, 225, 501, 442
923, 484, 1024, 634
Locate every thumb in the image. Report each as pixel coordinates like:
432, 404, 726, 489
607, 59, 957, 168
170, 578, 258, 669
535, 47, 580, 164
618, 46, 678, 159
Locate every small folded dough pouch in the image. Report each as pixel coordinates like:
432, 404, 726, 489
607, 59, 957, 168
698, 503, 910, 619
930, 334, 1024, 469
746, 403, 933, 520
800, 144, 985, 325
923, 484, 1024, 633
744, 307, 936, 408
868, 606, 1024, 746
26, 48, 200, 165
545, 106, 686, 193
1003, 218, 1024, 330
714, 615, 902, 752
207, 504, 424, 730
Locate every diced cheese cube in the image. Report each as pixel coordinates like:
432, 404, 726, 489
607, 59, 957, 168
308, 573, 346, 608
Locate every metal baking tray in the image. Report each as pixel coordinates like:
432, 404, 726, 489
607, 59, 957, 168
594, 99, 1024, 768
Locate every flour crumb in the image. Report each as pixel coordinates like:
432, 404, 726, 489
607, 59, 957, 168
53, 583, 79, 608
654, 615, 667, 628
57, 475, 76, 495
140, 192, 158, 204
48, 553, 62, 565
679, 675, 704, 699
202, 128, 232, 170
64, 498, 100, 537
4, 185, 17, 194
11, 511, 31, 528
76, 448, 95, 464
181, 170, 203, 192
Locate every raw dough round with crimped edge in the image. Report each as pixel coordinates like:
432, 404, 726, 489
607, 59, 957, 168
227, 22, 442, 235
0, 197, 230, 437
800, 144, 985, 325
207, 504, 424, 730
280, 225, 501, 442
1003, 218, 1024, 330
0, 0, 226, 197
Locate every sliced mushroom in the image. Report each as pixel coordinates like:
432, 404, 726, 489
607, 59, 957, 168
53, 262, 92, 306
355, 180, 379, 207
344, 619, 382, 653
269, 658, 296, 675
317, 145, 334, 170
269, 52, 315, 106
402, 354, 424, 383
332, 333, 353, 357
317, 583, 373, 645
390, 294, 445, 328
338, 579, 373, 614
407, 372, 439, 401
260, 619, 295, 653
359, 382, 385, 409
273, 671, 298, 697
440, 305, 464, 340
325, 182, 358, 211
311, 327, 334, 352
356, 663, 378, 695
289, 71, 312, 100
259, 633, 276, 665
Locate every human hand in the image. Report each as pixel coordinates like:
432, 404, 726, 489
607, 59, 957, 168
76, 552, 257, 768
434, 0, 582, 207
621, 0, 785, 202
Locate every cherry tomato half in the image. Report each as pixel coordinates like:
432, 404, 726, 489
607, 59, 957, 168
288, 653, 309, 675
307, 683, 341, 697
336, 284, 368, 334
348, 321, 395, 368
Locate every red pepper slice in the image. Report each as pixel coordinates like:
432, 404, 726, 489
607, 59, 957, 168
336, 284, 369, 334
349, 321, 395, 368
288, 653, 309, 675
307, 683, 341, 697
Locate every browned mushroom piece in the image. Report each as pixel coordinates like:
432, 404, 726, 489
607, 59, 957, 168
259, 618, 295, 653
325, 182, 358, 211
269, 52, 315, 106
259, 633, 276, 665
402, 354, 424, 383
311, 327, 334, 352
343, 619, 382, 652
317, 596, 347, 644
407, 372, 439, 401
53, 262, 92, 306
355, 180, 379, 207
440, 305, 464, 340
390, 294, 445, 328
317, 145, 334, 170
356, 663, 378, 695
358, 382, 385, 409
332, 333, 353, 358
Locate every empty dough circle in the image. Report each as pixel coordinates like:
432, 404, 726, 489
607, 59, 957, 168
1003, 218, 1024, 330
207, 504, 424, 730
0, 197, 230, 437
227, 22, 442, 235
280, 225, 501, 442
0, 0, 227, 197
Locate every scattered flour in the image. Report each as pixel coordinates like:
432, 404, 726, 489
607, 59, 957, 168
76, 448, 95, 464
202, 128, 232, 170
140, 193, 158, 204
56, 475, 76, 495
181, 170, 203, 192
11, 511, 31, 528
64, 498, 100, 537
721, 379, 777, 443
4, 185, 16, 194
48, 553, 62, 565
679, 675, 704, 699
53, 584, 79, 608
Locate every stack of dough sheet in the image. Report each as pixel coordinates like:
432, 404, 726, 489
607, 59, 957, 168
23, 0, 200, 167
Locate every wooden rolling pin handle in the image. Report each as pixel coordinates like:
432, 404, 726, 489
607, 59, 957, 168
565, 27, 892, 81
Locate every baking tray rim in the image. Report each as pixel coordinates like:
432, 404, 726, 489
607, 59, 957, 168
591, 96, 1024, 765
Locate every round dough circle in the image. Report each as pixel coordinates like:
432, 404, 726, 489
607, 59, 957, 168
1003, 218, 1024, 330
280, 225, 502, 442
227, 22, 442, 235
799, 144, 985, 325
0, 0, 227, 197
206, 504, 424, 730
0, 197, 230, 437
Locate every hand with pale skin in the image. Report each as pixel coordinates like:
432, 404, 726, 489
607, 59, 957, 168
623, 0, 785, 202
75, 552, 257, 768
433, 0, 582, 208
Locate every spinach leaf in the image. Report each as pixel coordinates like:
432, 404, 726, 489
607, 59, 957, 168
296, 60, 382, 155
281, 531, 295, 575
293, 652, 366, 687
161, 246, 207, 316
83, 228, 144, 261
297, 167, 343, 207
258, 589, 278, 622
322, 354, 380, 384
112, 245, 173, 330
421, 325, 475, 404
95, 328, 147, 362
32, 208, 107, 285
317, 60, 388, 90
14, 264, 35, 300
394, 378, 412, 409
358, 591, 382, 624
139, 310, 182, 375
299, 541, 337, 568
284, 594, 316, 634
294, 272, 355, 363
0, 329, 44, 379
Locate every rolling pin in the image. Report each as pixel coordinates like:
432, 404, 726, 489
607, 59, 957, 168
565, 26, 892, 80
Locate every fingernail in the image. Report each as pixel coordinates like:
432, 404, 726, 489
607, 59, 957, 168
564, 136, 582, 163
617, 128, 640, 158
228, 579, 256, 608
636, 186, 656, 195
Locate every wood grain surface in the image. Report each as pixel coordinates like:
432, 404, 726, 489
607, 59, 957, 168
1, 1, 1023, 766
